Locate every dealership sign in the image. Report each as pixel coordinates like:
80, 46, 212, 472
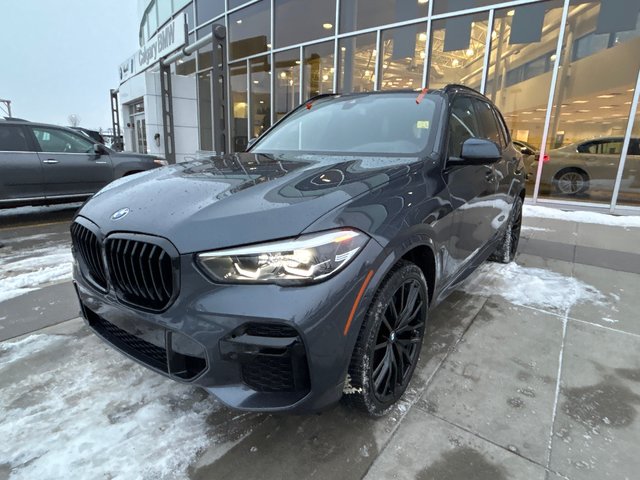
119, 13, 186, 83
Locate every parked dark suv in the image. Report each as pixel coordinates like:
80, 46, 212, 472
71, 85, 525, 415
0, 118, 167, 208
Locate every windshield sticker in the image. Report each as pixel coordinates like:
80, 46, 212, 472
416, 121, 430, 129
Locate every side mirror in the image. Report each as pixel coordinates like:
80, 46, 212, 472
449, 138, 502, 166
93, 143, 107, 156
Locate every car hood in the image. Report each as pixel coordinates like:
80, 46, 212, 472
78, 152, 416, 253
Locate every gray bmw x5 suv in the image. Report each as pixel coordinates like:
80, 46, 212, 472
0, 118, 166, 208
71, 85, 526, 415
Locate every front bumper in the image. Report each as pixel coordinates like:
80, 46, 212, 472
74, 238, 383, 413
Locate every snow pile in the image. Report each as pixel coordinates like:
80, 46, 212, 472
524, 205, 640, 228
458, 262, 605, 313
0, 244, 73, 303
0, 202, 83, 217
0, 333, 225, 479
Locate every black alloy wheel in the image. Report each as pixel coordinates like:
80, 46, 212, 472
490, 196, 523, 264
509, 197, 523, 259
344, 261, 428, 416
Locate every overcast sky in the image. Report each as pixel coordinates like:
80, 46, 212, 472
0, 0, 139, 130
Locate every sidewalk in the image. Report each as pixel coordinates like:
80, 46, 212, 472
1, 206, 639, 479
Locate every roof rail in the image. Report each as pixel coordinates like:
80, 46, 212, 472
443, 84, 483, 95
2, 116, 29, 122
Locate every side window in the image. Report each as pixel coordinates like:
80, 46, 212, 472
448, 96, 481, 157
492, 108, 509, 148
580, 140, 623, 155
601, 140, 623, 155
31, 127, 94, 154
0, 125, 31, 152
473, 99, 502, 147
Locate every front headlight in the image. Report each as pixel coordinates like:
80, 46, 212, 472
196, 229, 368, 285
154, 158, 168, 166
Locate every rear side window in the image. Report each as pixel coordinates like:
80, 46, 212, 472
31, 127, 94, 153
448, 96, 481, 157
473, 99, 502, 147
0, 125, 30, 152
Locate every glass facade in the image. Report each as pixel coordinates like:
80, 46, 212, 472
137, 0, 640, 212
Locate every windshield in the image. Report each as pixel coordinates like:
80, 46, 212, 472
252, 93, 439, 155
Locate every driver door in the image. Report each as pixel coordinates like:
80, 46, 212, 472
443, 96, 500, 275
29, 126, 114, 198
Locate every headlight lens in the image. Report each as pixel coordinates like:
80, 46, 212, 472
154, 159, 168, 166
196, 229, 368, 285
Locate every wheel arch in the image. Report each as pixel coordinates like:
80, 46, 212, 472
400, 245, 436, 306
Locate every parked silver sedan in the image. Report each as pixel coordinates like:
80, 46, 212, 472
536, 136, 640, 196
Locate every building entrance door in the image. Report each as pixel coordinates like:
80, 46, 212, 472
129, 100, 147, 154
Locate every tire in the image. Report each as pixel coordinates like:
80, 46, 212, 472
489, 196, 523, 264
343, 260, 428, 416
553, 168, 589, 195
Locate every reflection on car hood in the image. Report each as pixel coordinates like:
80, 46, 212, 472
78, 152, 416, 253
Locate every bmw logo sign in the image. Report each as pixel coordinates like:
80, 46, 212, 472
111, 208, 130, 220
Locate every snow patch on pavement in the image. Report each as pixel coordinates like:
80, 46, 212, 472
521, 226, 551, 232
0, 244, 73, 303
0, 202, 83, 217
524, 205, 640, 228
0, 333, 227, 479
458, 262, 605, 313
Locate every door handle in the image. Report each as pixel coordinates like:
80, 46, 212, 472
43, 159, 59, 164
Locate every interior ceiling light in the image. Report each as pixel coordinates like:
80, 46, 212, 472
465, 48, 474, 57
419, 33, 427, 41
599, 105, 614, 109
452, 59, 460, 67
236, 19, 242, 24
418, 0, 428, 4
572, 100, 588, 104
577, 109, 590, 113
323, 23, 333, 30
507, 10, 515, 16
597, 94, 616, 98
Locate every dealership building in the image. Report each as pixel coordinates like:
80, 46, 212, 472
114, 0, 640, 213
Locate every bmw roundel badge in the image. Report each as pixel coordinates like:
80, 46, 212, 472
111, 208, 130, 220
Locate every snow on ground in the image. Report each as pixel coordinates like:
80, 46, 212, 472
0, 244, 73, 303
521, 226, 551, 232
524, 205, 640, 228
458, 262, 605, 313
0, 202, 83, 217
0, 332, 236, 480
